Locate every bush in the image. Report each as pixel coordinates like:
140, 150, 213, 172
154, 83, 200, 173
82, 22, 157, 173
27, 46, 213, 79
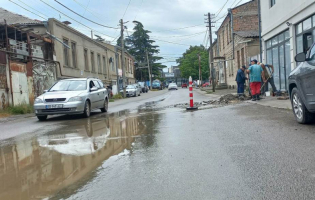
112, 94, 123, 99
3, 105, 33, 115
109, 99, 115, 102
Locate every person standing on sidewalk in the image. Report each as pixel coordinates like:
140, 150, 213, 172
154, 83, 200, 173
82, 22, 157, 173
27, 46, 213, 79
247, 59, 266, 101
236, 66, 247, 96
260, 63, 278, 96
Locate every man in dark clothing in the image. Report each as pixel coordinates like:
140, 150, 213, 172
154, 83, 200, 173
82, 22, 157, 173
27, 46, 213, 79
236, 66, 247, 96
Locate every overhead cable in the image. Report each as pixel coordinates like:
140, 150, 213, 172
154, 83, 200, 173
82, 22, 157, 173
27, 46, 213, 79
39, 0, 116, 38
54, 0, 118, 29
8, 0, 47, 20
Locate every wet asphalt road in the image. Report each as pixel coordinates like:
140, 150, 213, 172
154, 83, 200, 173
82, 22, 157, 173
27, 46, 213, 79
1, 88, 315, 200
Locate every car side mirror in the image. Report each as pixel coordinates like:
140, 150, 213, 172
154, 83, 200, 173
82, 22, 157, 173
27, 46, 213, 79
90, 87, 98, 92
295, 52, 306, 62
43, 90, 48, 93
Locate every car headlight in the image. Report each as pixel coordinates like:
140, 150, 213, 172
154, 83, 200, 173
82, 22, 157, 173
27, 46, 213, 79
34, 98, 43, 104
68, 96, 83, 102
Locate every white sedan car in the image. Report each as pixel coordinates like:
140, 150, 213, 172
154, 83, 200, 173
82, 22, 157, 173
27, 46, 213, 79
168, 83, 178, 90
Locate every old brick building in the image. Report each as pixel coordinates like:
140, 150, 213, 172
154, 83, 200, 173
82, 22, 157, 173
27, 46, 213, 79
211, 0, 260, 88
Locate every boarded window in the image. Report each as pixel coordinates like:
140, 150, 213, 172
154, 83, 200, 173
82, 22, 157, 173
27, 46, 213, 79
63, 38, 69, 66
91, 51, 95, 72
97, 54, 101, 73
84, 49, 89, 70
71, 42, 77, 68
102, 56, 106, 74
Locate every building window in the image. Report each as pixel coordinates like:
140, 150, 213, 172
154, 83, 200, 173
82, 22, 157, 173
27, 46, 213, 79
71, 42, 77, 68
84, 49, 89, 70
222, 31, 225, 48
63, 38, 69, 66
266, 30, 291, 91
102, 56, 106, 74
296, 14, 315, 55
237, 50, 240, 68
97, 54, 101, 73
91, 51, 95, 72
270, 0, 275, 7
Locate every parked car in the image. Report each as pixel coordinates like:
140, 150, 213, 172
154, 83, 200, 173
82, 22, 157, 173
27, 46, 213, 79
152, 81, 163, 90
182, 83, 188, 88
289, 45, 315, 124
120, 85, 140, 97
168, 83, 178, 90
138, 82, 149, 93
33, 78, 109, 121
133, 84, 142, 95
202, 82, 210, 87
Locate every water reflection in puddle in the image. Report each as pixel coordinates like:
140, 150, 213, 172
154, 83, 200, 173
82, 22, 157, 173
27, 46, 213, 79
0, 109, 163, 200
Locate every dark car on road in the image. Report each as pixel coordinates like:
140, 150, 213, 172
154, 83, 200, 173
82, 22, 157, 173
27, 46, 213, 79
289, 44, 315, 124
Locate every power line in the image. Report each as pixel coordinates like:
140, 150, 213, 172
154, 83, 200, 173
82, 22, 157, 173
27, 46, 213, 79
215, 0, 230, 18
122, 0, 132, 19
154, 24, 205, 33
235, 0, 244, 7
151, 38, 191, 46
16, 0, 49, 18
151, 31, 206, 39
38, 0, 116, 39
54, 0, 118, 29
134, 0, 144, 20
8, 0, 47, 20
72, 0, 103, 20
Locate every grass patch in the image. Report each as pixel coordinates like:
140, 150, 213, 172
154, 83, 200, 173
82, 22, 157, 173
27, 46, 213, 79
0, 104, 33, 118
112, 94, 123, 99
109, 99, 115, 102
206, 91, 213, 94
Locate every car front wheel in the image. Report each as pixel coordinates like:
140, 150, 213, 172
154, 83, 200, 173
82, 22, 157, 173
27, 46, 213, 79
37, 115, 47, 121
82, 101, 91, 118
100, 98, 108, 113
291, 88, 314, 124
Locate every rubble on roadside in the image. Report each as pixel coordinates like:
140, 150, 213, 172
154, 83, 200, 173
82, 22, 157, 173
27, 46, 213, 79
168, 93, 251, 109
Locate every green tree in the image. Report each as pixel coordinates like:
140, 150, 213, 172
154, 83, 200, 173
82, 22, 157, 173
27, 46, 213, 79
125, 21, 166, 81
176, 45, 209, 81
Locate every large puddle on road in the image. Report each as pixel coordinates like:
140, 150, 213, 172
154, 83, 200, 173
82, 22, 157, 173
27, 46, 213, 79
0, 108, 165, 200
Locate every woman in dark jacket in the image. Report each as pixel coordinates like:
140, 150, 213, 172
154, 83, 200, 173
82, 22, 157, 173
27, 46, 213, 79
235, 66, 247, 96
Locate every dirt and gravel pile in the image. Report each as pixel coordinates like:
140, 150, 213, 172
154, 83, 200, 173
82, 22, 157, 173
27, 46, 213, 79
168, 94, 251, 109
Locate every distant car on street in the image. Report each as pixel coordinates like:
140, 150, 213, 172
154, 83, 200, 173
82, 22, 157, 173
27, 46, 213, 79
152, 81, 163, 90
133, 84, 142, 94
138, 82, 149, 93
289, 44, 315, 124
181, 83, 187, 88
33, 78, 109, 121
202, 82, 210, 87
168, 83, 178, 90
120, 85, 140, 97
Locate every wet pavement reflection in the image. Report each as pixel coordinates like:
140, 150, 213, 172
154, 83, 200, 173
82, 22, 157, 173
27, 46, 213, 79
0, 109, 163, 200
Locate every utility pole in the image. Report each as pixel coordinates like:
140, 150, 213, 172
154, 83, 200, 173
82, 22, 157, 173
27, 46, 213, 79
120, 19, 126, 97
205, 12, 215, 92
198, 54, 201, 87
146, 50, 152, 90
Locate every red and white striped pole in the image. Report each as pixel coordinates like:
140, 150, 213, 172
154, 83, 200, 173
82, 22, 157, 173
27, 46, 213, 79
187, 76, 198, 110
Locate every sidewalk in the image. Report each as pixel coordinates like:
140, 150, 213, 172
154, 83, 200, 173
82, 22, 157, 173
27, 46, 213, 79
197, 87, 292, 110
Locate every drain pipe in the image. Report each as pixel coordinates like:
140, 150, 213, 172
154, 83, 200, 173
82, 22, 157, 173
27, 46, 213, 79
258, 0, 263, 62
228, 9, 235, 60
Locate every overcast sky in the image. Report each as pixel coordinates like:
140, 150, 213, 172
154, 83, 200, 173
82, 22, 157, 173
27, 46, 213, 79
1, 0, 250, 71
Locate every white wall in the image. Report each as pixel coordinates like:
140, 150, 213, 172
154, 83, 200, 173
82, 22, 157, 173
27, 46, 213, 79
261, 0, 315, 70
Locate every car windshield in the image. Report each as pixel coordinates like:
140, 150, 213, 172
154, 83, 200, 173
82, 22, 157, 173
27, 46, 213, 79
49, 80, 87, 91
126, 85, 135, 89
170, 83, 176, 86
138, 82, 144, 86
